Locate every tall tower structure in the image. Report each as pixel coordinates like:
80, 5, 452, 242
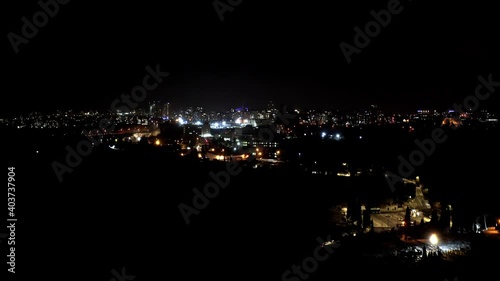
163, 102, 170, 119
266, 98, 276, 120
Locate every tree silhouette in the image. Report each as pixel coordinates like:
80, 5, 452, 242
138, 135, 149, 145
363, 208, 371, 230
431, 209, 439, 227
347, 196, 362, 228
440, 206, 451, 230
404, 206, 411, 228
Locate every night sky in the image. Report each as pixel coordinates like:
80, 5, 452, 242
4, 0, 500, 116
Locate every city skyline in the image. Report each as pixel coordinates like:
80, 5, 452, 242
3, 93, 500, 119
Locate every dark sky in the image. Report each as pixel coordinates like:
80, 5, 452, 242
4, 0, 500, 117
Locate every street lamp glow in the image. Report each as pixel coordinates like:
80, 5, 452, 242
429, 233, 438, 245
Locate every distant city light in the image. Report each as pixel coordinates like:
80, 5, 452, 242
320, 239, 335, 247
321, 132, 327, 138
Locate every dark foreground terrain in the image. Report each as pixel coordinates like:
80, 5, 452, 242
2, 127, 499, 281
